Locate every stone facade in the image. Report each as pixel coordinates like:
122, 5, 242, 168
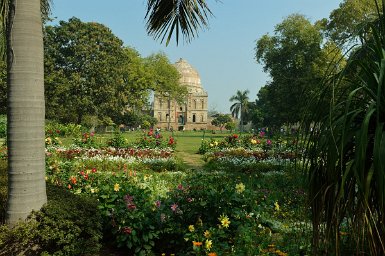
153, 58, 208, 130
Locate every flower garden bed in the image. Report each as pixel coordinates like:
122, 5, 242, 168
1, 130, 311, 255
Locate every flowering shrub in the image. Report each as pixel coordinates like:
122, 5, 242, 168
135, 129, 176, 150
45, 121, 82, 137
73, 132, 98, 148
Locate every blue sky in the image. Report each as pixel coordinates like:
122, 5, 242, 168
50, 0, 342, 113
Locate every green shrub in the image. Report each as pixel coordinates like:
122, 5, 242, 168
0, 115, 5, 138
0, 184, 102, 256
46, 121, 82, 137
106, 132, 127, 148
0, 160, 6, 224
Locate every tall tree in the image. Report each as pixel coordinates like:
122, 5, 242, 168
1, 0, 213, 226
255, 14, 340, 127
44, 17, 128, 124
326, 0, 381, 46
229, 89, 249, 132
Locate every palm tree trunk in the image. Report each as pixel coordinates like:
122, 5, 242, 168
6, 0, 47, 226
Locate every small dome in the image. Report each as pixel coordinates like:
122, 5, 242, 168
174, 58, 203, 92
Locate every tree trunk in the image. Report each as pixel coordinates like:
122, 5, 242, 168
6, 0, 47, 226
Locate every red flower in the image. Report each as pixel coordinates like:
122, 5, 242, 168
122, 227, 132, 234
233, 134, 238, 138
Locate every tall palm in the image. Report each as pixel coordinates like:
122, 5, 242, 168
230, 89, 249, 132
2, 0, 50, 226
0, 0, 213, 225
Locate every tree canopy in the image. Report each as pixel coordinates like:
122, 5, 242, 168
255, 14, 343, 127
44, 17, 183, 126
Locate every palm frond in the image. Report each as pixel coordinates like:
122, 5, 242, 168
145, 0, 214, 46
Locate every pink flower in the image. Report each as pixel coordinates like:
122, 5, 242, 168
171, 203, 178, 212
177, 184, 184, 190
267, 139, 272, 145
155, 200, 161, 208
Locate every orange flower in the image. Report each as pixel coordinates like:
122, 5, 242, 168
70, 176, 77, 185
208, 253, 217, 256
192, 241, 202, 246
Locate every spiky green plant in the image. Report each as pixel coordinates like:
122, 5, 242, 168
305, 0, 385, 254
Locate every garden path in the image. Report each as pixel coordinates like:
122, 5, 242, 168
175, 150, 205, 170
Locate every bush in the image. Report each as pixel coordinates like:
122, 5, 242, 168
0, 160, 6, 224
106, 132, 127, 148
46, 121, 82, 137
0, 184, 102, 256
0, 115, 5, 138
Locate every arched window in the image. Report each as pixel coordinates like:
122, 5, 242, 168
159, 99, 163, 109
193, 114, 196, 123
201, 115, 204, 122
201, 100, 204, 109
194, 100, 197, 109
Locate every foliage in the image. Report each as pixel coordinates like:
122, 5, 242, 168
0, 60, 5, 115
255, 14, 344, 127
326, 0, 382, 46
305, 2, 385, 254
0, 160, 6, 224
145, 53, 187, 104
106, 131, 128, 148
73, 132, 99, 148
135, 129, 176, 150
145, 0, 213, 45
44, 17, 127, 124
229, 90, 250, 132
0, 184, 102, 256
0, 115, 5, 138
210, 114, 232, 131
45, 121, 82, 137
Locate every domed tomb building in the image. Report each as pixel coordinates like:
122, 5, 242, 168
153, 58, 208, 130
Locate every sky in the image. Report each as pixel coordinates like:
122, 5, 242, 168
50, 0, 342, 113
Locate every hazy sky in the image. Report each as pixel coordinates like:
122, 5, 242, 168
50, 0, 342, 113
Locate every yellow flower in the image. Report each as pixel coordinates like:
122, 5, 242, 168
114, 183, 120, 192
214, 141, 218, 146
219, 214, 230, 228
204, 230, 211, 238
251, 139, 257, 144
235, 182, 245, 194
188, 225, 195, 232
274, 201, 280, 211
205, 239, 213, 250
209, 143, 214, 147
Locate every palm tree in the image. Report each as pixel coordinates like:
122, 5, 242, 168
1, 0, 213, 225
229, 89, 249, 132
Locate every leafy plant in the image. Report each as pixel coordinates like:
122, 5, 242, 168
305, 1, 385, 254
0, 184, 102, 255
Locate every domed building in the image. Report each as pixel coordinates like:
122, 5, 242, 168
153, 58, 208, 130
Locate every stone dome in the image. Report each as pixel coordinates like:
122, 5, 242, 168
174, 58, 204, 93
